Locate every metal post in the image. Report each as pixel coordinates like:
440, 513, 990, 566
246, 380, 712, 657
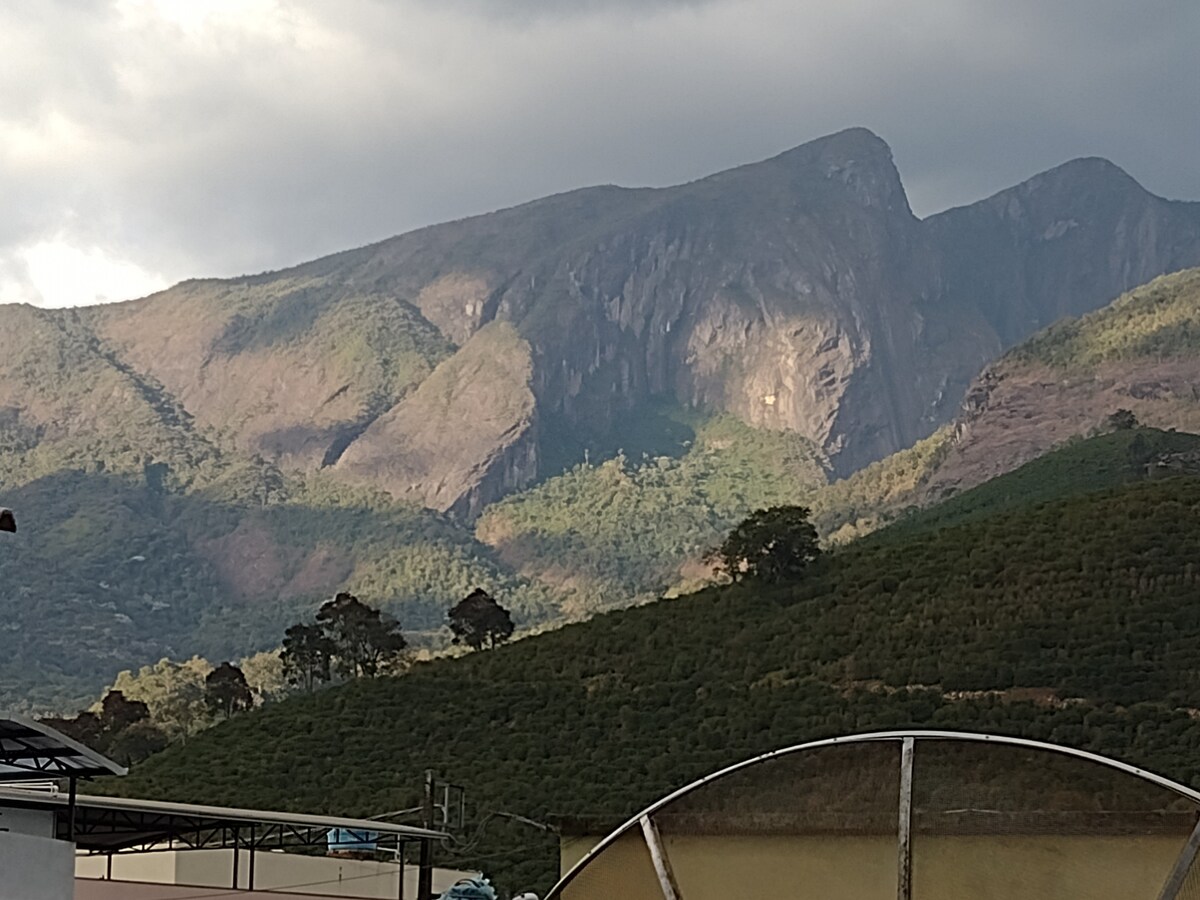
232, 826, 240, 890
397, 841, 406, 900
106, 853, 113, 880
1157, 817, 1200, 900
248, 825, 256, 891
640, 815, 682, 900
897, 736, 915, 900
66, 776, 77, 841
418, 771, 434, 900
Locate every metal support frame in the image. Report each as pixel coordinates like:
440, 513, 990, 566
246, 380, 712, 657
231, 826, 240, 889
897, 736, 915, 900
66, 776, 77, 841
418, 770, 435, 900
248, 824, 256, 891
1157, 817, 1200, 900
640, 815, 682, 900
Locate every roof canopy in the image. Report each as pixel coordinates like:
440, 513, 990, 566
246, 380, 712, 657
0, 714, 126, 782
0, 787, 448, 854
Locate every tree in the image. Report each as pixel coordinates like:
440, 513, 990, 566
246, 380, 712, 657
40, 710, 103, 747
315, 592, 407, 679
1107, 409, 1139, 430
240, 650, 288, 704
100, 690, 151, 732
105, 720, 169, 766
110, 657, 213, 742
281, 623, 335, 693
204, 662, 253, 719
448, 589, 515, 650
706, 505, 822, 584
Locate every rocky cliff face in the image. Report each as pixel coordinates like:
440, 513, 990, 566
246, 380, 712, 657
334, 322, 538, 518
919, 268, 1200, 502
4, 129, 1200, 513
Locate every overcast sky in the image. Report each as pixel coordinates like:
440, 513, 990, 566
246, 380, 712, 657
2, 0, 1196, 307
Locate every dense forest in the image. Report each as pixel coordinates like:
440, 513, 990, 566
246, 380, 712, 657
104, 457, 1200, 892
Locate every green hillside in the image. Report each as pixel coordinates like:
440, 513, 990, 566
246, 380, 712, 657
1012, 267, 1200, 369
0, 466, 556, 710
477, 409, 826, 612
882, 426, 1200, 536
106, 472, 1200, 892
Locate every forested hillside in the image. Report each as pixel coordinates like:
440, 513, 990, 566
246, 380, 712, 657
107, 470, 1200, 892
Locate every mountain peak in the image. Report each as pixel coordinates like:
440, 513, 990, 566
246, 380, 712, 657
1026, 156, 1143, 193
764, 126, 908, 214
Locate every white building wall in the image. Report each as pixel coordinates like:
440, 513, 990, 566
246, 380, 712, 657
0, 806, 55, 837
0, 830, 75, 900
75, 848, 476, 899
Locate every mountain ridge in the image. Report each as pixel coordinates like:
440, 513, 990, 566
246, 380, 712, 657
4, 134, 1200, 706
48, 129, 1200, 502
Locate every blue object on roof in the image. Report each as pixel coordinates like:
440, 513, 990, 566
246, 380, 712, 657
442, 877, 497, 899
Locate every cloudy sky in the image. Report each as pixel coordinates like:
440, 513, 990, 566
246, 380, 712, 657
2, 0, 1196, 307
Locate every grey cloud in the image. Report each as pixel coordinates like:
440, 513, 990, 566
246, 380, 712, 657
410, 0, 713, 19
0, 0, 1196, 304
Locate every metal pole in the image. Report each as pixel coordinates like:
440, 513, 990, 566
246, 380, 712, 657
397, 841, 406, 900
248, 825, 256, 891
106, 853, 113, 880
232, 826, 240, 890
640, 815, 682, 900
66, 776, 77, 841
1157, 817, 1200, 900
418, 771, 434, 900
897, 736, 915, 900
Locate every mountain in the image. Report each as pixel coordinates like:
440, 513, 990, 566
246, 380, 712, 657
61, 128, 1200, 505
808, 267, 1200, 541
103, 461, 1200, 893
4, 132, 1200, 706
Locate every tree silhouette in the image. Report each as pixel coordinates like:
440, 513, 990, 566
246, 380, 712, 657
706, 505, 821, 583
281, 623, 335, 693
204, 662, 254, 719
1107, 409, 1139, 430
316, 592, 407, 678
40, 690, 166, 765
100, 690, 151, 732
448, 589, 515, 651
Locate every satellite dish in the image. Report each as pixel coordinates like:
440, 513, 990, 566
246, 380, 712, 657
0, 509, 14, 533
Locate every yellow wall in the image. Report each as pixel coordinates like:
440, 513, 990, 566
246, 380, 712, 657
560, 832, 1185, 900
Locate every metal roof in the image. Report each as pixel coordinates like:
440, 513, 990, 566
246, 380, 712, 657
0, 713, 126, 782
0, 787, 448, 853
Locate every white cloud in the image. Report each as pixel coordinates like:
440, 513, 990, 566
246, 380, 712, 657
0, 240, 167, 308
0, 0, 1195, 307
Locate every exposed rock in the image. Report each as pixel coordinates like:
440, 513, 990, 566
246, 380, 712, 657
4, 128, 1200, 506
334, 322, 538, 518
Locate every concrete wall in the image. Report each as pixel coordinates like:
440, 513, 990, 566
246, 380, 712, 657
0, 830, 75, 900
77, 882, 395, 900
560, 832, 1187, 900
75, 849, 475, 899
0, 806, 54, 838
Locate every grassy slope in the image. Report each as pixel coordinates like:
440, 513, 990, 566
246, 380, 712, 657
109, 469, 1200, 892
883, 426, 1200, 535
1011, 267, 1200, 369
807, 268, 1200, 543
0, 468, 550, 710
477, 408, 827, 612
